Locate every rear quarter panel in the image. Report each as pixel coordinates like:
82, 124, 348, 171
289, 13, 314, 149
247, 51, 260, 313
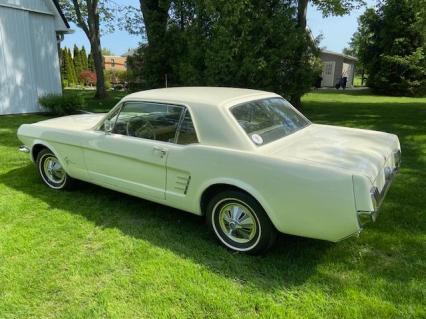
166, 144, 360, 242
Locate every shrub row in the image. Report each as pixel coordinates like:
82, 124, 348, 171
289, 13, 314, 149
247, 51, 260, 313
38, 94, 85, 115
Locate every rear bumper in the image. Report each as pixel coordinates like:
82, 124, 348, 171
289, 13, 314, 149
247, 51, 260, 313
357, 150, 400, 227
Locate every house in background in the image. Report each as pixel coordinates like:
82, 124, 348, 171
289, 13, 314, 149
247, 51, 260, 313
0, 0, 70, 115
103, 55, 127, 71
320, 50, 358, 88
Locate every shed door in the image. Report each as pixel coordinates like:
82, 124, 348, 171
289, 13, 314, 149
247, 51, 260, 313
321, 61, 335, 87
342, 63, 354, 88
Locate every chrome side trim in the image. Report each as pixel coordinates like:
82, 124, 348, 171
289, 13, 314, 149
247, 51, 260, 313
19, 145, 30, 153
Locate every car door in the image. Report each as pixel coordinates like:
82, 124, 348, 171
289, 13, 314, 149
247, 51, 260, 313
83, 101, 185, 200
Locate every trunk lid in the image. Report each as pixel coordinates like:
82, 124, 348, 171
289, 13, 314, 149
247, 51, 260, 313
262, 124, 399, 182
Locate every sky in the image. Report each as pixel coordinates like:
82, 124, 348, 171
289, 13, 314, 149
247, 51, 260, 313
62, 0, 377, 56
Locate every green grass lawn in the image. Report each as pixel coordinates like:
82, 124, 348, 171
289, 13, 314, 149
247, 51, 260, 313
0, 90, 425, 318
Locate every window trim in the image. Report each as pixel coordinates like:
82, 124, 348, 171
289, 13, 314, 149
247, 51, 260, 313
97, 100, 199, 146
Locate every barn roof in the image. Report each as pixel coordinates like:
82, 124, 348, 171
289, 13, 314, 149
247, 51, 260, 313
52, 0, 70, 29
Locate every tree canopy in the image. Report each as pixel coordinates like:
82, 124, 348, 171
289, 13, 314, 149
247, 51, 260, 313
352, 0, 426, 96
59, 0, 121, 98
127, 0, 325, 105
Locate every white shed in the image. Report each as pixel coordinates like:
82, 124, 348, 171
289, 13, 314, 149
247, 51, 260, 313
0, 0, 70, 115
320, 50, 358, 88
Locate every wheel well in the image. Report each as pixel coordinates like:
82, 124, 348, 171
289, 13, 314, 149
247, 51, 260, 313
32, 144, 49, 162
200, 183, 255, 215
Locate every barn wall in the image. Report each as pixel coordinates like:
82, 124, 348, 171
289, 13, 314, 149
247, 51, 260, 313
0, 5, 61, 115
0, 6, 38, 114
29, 12, 62, 98
0, 0, 50, 13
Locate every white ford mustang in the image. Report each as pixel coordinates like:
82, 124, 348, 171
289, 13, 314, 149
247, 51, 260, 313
17, 87, 401, 253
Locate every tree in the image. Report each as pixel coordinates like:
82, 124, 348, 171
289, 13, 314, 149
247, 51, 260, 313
59, 0, 119, 98
343, 8, 375, 87
296, 0, 366, 29
73, 45, 83, 84
79, 70, 97, 86
80, 46, 89, 70
136, 0, 171, 88
88, 53, 95, 71
63, 47, 77, 86
356, 0, 426, 96
101, 48, 114, 55
127, 0, 322, 102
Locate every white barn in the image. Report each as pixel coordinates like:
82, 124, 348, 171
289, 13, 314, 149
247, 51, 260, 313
0, 0, 70, 115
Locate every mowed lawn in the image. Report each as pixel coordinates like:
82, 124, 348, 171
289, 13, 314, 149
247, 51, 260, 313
0, 90, 425, 318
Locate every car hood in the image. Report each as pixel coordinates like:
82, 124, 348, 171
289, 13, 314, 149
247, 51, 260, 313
263, 124, 400, 181
31, 113, 106, 130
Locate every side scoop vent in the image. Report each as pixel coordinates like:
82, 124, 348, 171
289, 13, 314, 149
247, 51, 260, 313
174, 175, 191, 195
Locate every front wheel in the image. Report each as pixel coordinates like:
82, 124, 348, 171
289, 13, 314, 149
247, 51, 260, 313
36, 149, 73, 189
206, 190, 277, 254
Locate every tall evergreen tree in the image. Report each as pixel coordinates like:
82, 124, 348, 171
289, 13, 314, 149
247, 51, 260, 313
88, 53, 95, 72
66, 48, 78, 86
73, 45, 83, 83
60, 48, 67, 85
81, 46, 89, 70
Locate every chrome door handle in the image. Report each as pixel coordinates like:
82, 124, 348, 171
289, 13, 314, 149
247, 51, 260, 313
153, 146, 167, 158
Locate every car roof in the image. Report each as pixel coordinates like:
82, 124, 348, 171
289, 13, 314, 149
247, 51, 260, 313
123, 87, 278, 108
120, 87, 282, 151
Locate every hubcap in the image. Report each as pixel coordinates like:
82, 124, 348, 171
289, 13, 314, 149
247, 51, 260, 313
218, 202, 257, 244
43, 156, 65, 184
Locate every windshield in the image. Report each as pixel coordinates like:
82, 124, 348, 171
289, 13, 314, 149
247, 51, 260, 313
230, 98, 310, 146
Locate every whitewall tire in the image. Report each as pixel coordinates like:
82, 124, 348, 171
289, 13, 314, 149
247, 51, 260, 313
207, 190, 277, 254
36, 149, 73, 190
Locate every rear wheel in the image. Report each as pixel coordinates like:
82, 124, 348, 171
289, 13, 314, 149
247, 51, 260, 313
206, 190, 277, 254
36, 149, 73, 189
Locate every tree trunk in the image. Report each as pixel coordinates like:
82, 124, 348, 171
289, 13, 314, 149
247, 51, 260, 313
139, 0, 171, 45
87, 0, 107, 99
293, 0, 310, 110
138, 0, 172, 88
297, 0, 308, 29
91, 37, 107, 99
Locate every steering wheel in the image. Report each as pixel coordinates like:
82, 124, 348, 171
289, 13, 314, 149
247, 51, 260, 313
126, 117, 156, 140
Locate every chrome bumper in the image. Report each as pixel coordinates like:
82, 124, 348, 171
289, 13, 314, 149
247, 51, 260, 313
19, 145, 30, 153
357, 150, 401, 227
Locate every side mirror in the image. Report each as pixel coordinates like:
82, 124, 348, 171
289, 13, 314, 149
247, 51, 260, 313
104, 119, 113, 134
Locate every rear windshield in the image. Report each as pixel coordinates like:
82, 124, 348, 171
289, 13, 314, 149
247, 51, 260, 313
230, 98, 310, 146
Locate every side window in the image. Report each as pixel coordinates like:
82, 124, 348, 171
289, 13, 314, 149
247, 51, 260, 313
176, 110, 198, 145
112, 101, 184, 142
99, 104, 122, 131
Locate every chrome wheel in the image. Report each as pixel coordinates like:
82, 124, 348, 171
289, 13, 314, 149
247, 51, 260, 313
42, 156, 65, 184
218, 202, 257, 244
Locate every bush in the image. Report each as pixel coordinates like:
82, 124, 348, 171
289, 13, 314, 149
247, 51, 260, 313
38, 94, 85, 115
104, 69, 129, 84
79, 70, 97, 86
